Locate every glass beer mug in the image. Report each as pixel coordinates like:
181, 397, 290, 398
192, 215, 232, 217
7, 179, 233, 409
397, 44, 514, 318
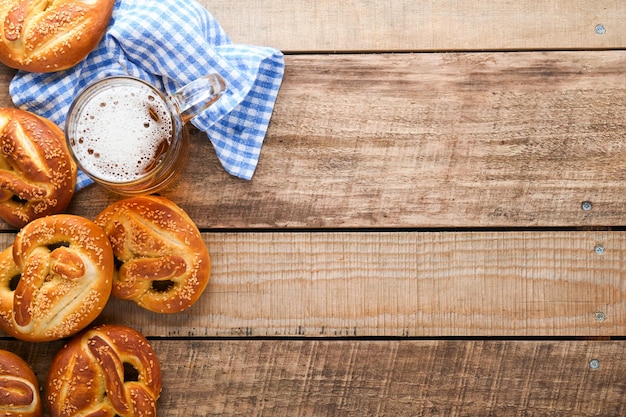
65, 74, 226, 195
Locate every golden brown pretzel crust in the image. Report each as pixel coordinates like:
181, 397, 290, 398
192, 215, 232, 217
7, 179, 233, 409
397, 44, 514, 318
0, 108, 77, 228
46, 324, 162, 417
0, 0, 115, 72
0, 214, 113, 341
0, 349, 42, 417
94, 195, 210, 313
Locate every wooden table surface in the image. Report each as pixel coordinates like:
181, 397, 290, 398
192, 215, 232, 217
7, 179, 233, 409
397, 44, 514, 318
2, 1, 626, 415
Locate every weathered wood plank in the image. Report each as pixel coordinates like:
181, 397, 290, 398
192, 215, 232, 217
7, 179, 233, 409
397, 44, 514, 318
2, 52, 625, 230
0, 230, 623, 338
204, 0, 626, 52
92, 230, 626, 338
2, 339, 625, 416
109, 231, 626, 338
55, 51, 626, 229
0, 229, 623, 338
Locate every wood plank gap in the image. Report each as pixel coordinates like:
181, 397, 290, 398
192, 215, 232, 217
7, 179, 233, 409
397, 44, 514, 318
199, 226, 619, 234
141, 335, 622, 343
280, 47, 626, 55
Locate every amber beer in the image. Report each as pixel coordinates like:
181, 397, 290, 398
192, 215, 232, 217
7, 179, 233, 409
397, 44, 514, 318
65, 75, 225, 195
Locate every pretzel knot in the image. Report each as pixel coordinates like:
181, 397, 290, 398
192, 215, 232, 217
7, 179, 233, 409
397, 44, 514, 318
0, 108, 77, 228
0, 0, 115, 72
95, 196, 210, 313
0, 214, 113, 342
46, 324, 162, 417
0, 349, 41, 417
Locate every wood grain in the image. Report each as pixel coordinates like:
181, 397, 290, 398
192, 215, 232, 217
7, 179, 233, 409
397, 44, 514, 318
0, 230, 622, 338
86, 230, 626, 338
204, 0, 626, 52
55, 51, 626, 229
2, 339, 624, 417
0, 65, 14, 107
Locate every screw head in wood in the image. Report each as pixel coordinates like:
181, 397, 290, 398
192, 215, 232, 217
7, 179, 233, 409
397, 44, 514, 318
595, 312, 606, 322
595, 24, 606, 35
581, 201, 593, 211
589, 359, 600, 370
594, 245, 605, 255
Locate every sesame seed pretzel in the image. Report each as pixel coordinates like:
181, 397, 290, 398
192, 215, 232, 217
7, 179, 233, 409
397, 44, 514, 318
0, 214, 114, 342
94, 195, 211, 313
0, 349, 42, 417
0, 0, 115, 72
46, 324, 162, 417
0, 108, 77, 228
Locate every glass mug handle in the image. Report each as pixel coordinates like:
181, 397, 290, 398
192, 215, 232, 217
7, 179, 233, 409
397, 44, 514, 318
170, 74, 227, 123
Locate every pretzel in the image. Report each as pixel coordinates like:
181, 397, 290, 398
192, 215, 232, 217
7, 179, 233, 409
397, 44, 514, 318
46, 324, 162, 417
0, 0, 115, 72
0, 349, 42, 417
94, 195, 210, 313
0, 108, 77, 228
0, 214, 113, 342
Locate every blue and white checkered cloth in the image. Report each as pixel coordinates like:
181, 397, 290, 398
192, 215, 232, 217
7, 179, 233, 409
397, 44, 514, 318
9, 0, 284, 190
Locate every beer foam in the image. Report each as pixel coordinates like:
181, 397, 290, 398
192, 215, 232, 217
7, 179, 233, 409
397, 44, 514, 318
69, 83, 173, 183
